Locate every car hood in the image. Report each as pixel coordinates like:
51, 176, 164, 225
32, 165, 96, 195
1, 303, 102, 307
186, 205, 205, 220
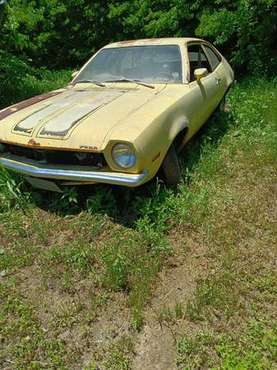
0, 84, 167, 151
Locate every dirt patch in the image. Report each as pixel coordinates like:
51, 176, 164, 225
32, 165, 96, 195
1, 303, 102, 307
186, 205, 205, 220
132, 230, 209, 370
17, 265, 132, 368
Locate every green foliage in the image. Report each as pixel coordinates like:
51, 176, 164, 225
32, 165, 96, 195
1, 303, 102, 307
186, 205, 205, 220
0, 0, 276, 73
102, 336, 134, 369
218, 322, 277, 369
196, 0, 277, 74
177, 323, 277, 369
0, 283, 67, 367
0, 0, 111, 68
0, 168, 30, 212
0, 51, 30, 107
0, 50, 71, 108
177, 331, 217, 368
100, 232, 160, 292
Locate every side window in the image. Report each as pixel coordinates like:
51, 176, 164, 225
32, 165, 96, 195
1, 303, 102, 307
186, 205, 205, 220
203, 45, 221, 70
187, 44, 211, 82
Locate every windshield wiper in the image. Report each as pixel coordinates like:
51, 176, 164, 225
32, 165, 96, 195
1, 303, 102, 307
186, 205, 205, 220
73, 79, 106, 87
105, 78, 154, 89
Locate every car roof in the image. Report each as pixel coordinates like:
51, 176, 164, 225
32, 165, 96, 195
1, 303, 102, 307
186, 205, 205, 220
103, 37, 204, 49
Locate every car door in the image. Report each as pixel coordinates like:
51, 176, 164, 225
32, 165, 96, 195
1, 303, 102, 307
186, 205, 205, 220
185, 43, 222, 135
202, 43, 227, 101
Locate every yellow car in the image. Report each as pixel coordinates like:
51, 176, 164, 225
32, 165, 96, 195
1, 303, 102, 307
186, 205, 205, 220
0, 38, 234, 192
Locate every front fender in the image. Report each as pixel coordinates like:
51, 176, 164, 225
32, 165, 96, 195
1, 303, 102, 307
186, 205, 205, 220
168, 116, 189, 142
133, 113, 190, 181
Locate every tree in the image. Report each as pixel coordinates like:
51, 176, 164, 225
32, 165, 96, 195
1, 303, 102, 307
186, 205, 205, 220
0, 0, 276, 73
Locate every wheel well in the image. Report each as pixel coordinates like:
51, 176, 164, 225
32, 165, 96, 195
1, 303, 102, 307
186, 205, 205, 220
173, 127, 189, 152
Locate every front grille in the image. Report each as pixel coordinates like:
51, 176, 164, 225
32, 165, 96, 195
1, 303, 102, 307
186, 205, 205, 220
3, 144, 107, 168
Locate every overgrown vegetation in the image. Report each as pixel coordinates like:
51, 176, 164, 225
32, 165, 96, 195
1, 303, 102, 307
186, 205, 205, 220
0, 0, 276, 108
0, 75, 276, 368
1, 0, 276, 72
0, 51, 70, 108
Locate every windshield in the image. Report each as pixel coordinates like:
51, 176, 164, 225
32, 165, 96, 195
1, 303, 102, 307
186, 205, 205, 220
75, 45, 183, 84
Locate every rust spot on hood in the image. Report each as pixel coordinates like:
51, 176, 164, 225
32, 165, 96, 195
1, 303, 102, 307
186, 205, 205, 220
28, 139, 40, 146
0, 91, 63, 122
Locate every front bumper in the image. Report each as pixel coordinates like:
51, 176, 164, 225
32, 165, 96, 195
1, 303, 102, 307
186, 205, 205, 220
0, 155, 148, 187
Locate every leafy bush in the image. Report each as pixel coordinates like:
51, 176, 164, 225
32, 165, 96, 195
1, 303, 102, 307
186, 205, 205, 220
0, 0, 276, 73
0, 51, 31, 107
0, 50, 71, 108
196, 0, 277, 74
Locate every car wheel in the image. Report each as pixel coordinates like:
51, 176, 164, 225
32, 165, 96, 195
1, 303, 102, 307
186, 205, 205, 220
162, 144, 182, 186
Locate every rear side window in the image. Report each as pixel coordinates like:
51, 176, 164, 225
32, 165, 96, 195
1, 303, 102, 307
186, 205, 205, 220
203, 45, 221, 70
187, 44, 211, 82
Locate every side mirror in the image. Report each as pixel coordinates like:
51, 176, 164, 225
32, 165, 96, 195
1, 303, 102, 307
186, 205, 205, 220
194, 68, 208, 82
71, 71, 78, 79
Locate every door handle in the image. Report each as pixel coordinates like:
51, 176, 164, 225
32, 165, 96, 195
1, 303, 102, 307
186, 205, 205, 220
215, 77, 221, 85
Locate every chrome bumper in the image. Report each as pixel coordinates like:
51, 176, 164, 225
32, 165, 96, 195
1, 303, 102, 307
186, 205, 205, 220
0, 155, 148, 187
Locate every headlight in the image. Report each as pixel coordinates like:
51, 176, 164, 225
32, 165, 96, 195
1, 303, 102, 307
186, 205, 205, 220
112, 143, 136, 169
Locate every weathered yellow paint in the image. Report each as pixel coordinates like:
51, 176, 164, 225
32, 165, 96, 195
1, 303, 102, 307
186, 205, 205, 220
0, 38, 234, 187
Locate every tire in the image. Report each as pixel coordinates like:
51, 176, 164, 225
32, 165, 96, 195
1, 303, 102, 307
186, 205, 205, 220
162, 144, 182, 186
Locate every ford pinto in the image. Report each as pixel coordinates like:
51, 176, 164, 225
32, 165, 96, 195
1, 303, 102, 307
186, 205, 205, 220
0, 38, 234, 192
